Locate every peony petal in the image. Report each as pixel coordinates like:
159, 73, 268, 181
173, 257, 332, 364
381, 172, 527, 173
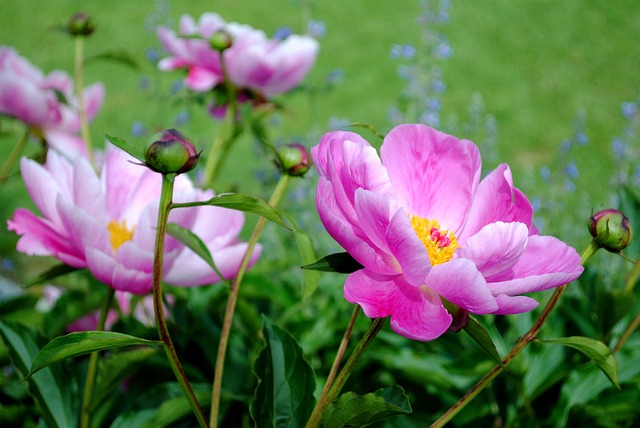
380, 124, 481, 232
344, 269, 452, 341
487, 234, 583, 295
459, 164, 534, 243
316, 178, 397, 275
386, 207, 430, 286
82, 82, 105, 121
456, 222, 529, 278
492, 294, 540, 315
425, 258, 499, 314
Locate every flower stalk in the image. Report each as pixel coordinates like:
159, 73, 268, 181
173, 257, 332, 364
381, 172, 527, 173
0, 128, 29, 183
74, 36, 95, 165
202, 56, 238, 188
429, 240, 599, 428
153, 173, 207, 428
306, 316, 385, 428
209, 173, 291, 427
80, 287, 115, 428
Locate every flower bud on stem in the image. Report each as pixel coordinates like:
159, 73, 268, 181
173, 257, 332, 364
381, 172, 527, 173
152, 173, 207, 428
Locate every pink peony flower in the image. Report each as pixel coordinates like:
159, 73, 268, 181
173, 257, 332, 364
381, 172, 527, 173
312, 124, 584, 341
156, 13, 319, 97
7, 144, 260, 295
0, 46, 105, 157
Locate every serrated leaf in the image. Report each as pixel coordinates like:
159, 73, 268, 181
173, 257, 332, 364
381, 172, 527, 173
540, 336, 620, 389
250, 315, 316, 427
463, 316, 504, 367
0, 320, 77, 428
323, 385, 412, 427
172, 193, 290, 229
105, 134, 146, 163
24, 263, 80, 287
27, 331, 162, 378
166, 223, 228, 286
301, 252, 363, 274
85, 49, 140, 70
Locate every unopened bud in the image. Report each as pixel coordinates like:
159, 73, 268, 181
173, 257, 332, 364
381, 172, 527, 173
277, 143, 311, 177
145, 129, 199, 175
67, 12, 96, 37
588, 209, 633, 252
210, 30, 233, 52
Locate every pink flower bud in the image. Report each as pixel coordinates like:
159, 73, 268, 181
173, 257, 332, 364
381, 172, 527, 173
588, 209, 633, 252
145, 129, 200, 175
277, 143, 311, 177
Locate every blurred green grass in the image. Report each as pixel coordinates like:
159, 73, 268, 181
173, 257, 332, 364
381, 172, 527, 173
1, 0, 639, 213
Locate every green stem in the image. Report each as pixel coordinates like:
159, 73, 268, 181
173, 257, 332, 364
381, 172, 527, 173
624, 256, 640, 293
74, 37, 94, 165
613, 312, 640, 354
202, 55, 238, 188
153, 173, 207, 428
80, 287, 115, 428
306, 316, 385, 428
0, 128, 29, 183
209, 174, 291, 427
430, 240, 600, 428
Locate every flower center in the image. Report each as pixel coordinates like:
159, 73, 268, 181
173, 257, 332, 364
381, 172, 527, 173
409, 215, 458, 266
107, 220, 135, 252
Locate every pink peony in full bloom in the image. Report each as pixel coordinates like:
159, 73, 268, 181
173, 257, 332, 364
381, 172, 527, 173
0, 46, 105, 157
312, 124, 584, 341
7, 144, 260, 295
156, 13, 319, 97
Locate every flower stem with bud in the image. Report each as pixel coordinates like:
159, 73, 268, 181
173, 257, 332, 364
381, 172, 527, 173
74, 35, 94, 166
153, 173, 207, 428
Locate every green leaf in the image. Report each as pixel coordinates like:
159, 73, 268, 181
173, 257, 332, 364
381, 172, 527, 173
91, 347, 159, 411
540, 336, 620, 389
323, 385, 412, 427
24, 263, 80, 287
463, 316, 504, 367
250, 315, 316, 427
105, 134, 146, 163
172, 193, 290, 229
85, 49, 140, 70
279, 210, 319, 299
166, 223, 228, 286
27, 331, 162, 378
301, 252, 363, 274
0, 320, 77, 428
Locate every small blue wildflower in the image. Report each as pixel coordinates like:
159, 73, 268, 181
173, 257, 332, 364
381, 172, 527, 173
388, 106, 404, 124
430, 68, 445, 93
533, 217, 545, 233
560, 138, 571, 154
273, 27, 292, 40
131, 121, 147, 137
540, 165, 551, 181
611, 137, 626, 159
576, 132, 588, 145
170, 79, 184, 94
621, 101, 637, 119
139, 76, 150, 90
564, 179, 576, 193
438, 0, 451, 23
419, 111, 440, 127
145, 48, 159, 63
435, 38, 453, 59
390, 44, 403, 59
426, 97, 441, 112
531, 196, 542, 211
397, 64, 412, 80
307, 20, 326, 38
564, 161, 579, 179
326, 68, 344, 85
402, 44, 417, 59
174, 110, 190, 126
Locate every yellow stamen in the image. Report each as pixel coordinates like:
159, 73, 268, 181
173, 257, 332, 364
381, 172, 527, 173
409, 215, 458, 266
107, 220, 135, 252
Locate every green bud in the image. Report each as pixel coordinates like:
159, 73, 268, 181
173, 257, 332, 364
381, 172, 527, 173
209, 30, 233, 52
277, 143, 311, 177
67, 12, 96, 37
588, 209, 633, 252
145, 129, 200, 175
